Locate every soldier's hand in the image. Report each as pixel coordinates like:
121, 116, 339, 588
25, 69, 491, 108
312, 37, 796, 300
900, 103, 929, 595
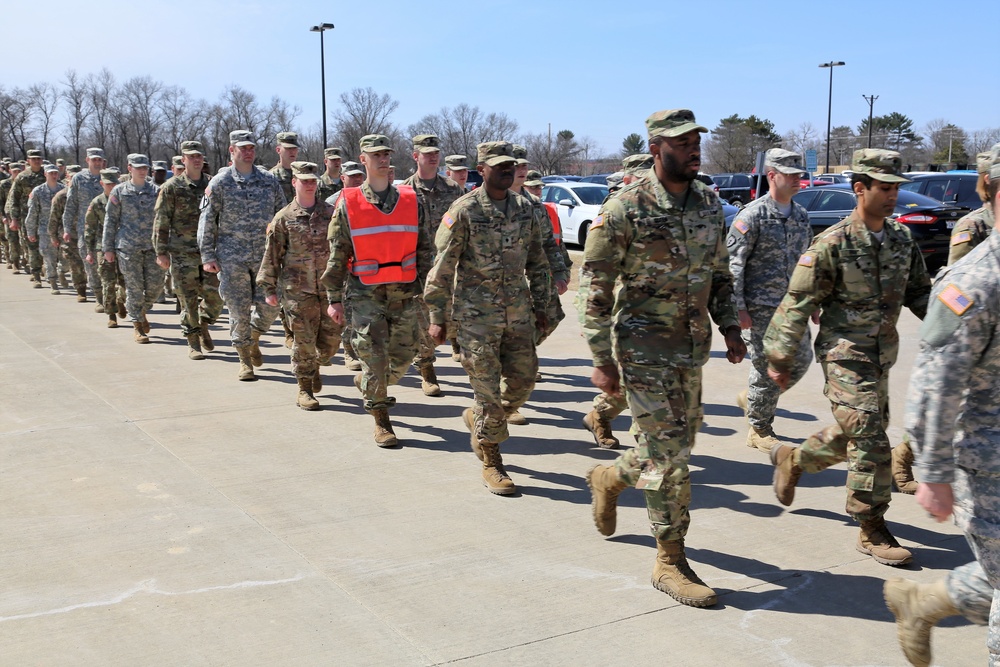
104, 251, 115, 263
265, 294, 278, 307
28, 235, 36, 243
51, 239, 59, 248
810, 310, 821, 325
156, 254, 170, 270
203, 261, 220, 274
592, 364, 621, 397
767, 366, 790, 391
9, 220, 18, 231
556, 279, 568, 295
916, 482, 954, 522
328, 302, 345, 325
738, 309, 752, 330
724, 326, 746, 363
63, 232, 71, 242
535, 310, 549, 333
429, 323, 446, 346
85, 253, 94, 265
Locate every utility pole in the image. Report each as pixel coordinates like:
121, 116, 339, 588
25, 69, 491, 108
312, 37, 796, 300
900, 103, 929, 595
310, 23, 335, 148
863, 94, 878, 148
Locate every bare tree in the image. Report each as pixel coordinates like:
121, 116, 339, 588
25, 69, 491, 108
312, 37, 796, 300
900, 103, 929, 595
0, 87, 33, 157
84, 69, 117, 157
524, 129, 581, 175
61, 69, 92, 163
28, 82, 60, 157
968, 127, 1000, 155
782, 122, 821, 155
331, 87, 399, 159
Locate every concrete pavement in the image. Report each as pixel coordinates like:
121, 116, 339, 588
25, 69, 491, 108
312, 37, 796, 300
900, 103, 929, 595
0, 268, 984, 666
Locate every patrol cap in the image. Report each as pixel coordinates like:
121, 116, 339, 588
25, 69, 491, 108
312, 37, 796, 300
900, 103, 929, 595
43, 163, 59, 173
181, 140, 205, 155
622, 153, 654, 174
988, 144, 1000, 180
444, 154, 469, 171
26, 149, 43, 159
341, 161, 364, 176
324, 146, 344, 160
607, 172, 625, 190
359, 134, 393, 153
86, 147, 106, 160
512, 144, 528, 166
56, 158, 66, 166
524, 169, 544, 187
412, 134, 441, 153
1, 157, 9, 164
171, 156, 184, 167
229, 130, 255, 146
976, 151, 992, 175
290, 161, 319, 181
851, 148, 909, 183
645, 109, 708, 141
66, 164, 83, 174
99, 167, 120, 184
128, 153, 151, 168
477, 141, 516, 167
15, 160, 25, 168
152, 160, 168, 172
764, 148, 807, 175
276, 131, 299, 148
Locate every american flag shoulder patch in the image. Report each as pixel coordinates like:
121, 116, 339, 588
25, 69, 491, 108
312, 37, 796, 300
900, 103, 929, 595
590, 214, 604, 229
798, 253, 815, 267
442, 213, 455, 229
733, 219, 748, 234
951, 231, 972, 246
939, 283, 973, 316
109, 194, 119, 205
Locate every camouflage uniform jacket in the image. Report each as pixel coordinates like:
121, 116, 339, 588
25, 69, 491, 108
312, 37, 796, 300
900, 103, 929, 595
401, 173, 465, 239
5, 168, 45, 222
24, 182, 65, 238
727, 192, 813, 311
321, 182, 434, 304
102, 180, 159, 253
257, 199, 334, 299
765, 211, 931, 373
424, 187, 551, 328
47, 187, 69, 245
63, 171, 103, 240
906, 232, 1000, 483
582, 177, 738, 368
948, 204, 993, 266
83, 193, 109, 256
153, 172, 210, 257
269, 164, 294, 204
0, 178, 14, 220
520, 188, 570, 284
198, 165, 286, 266
317, 173, 343, 203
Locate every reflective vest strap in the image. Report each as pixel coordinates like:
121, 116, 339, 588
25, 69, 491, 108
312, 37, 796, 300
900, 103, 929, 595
350, 224, 420, 237
543, 202, 562, 245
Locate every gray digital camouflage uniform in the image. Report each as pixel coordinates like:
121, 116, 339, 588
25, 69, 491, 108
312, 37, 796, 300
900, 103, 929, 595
64, 170, 105, 299
103, 180, 163, 322
25, 181, 65, 283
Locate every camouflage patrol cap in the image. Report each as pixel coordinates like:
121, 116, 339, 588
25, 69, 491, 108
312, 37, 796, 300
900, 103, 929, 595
290, 161, 319, 181
181, 140, 205, 155
511, 144, 528, 166
26, 149, 42, 159
86, 147, 106, 160
645, 109, 708, 141
128, 153, 150, 168
151, 160, 168, 171
99, 167, 120, 184
43, 163, 59, 173
477, 141, 516, 167
412, 134, 441, 154
359, 134, 393, 153
171, 156, 184, 167
524, 169, 544, 187
1, 157, 9, 163
444, 154, 469, 171
324, 146, 345, 160
976, 151, 992, 175
55, 158, 66, 166
622, 153, 654, 175
988, 144, 1000, 180
15, 160, 25, 168
229, 130, 255, 146
276, 131, 299, 148
66, 164, 82, 174
341, 161, 364, 176
764, 148, 807, 175
851, 149, 909, 183
607, 172, 624, 191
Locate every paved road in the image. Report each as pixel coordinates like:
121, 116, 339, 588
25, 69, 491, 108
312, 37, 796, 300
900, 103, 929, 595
0, 267, 982, 666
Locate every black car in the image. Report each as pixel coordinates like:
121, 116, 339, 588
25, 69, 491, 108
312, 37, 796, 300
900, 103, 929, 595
900, 172, 981, 211
791, 184, 968, 273
579, 173, 611, 184
711, 172, 753, 205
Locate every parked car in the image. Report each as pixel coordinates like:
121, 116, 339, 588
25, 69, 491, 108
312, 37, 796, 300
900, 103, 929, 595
816, 173, 850, 184
579, 173, 611, 184
711, 172, 754, 205
696, 173, 720, 194
791, 183, 968, 272
899, 172, 981, 212
540, 182, 609, 246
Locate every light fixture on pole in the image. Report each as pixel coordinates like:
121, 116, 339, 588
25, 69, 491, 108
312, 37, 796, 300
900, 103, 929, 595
310, 23, 335, 148
819, 61, 845, 172
863, 94, 878, 148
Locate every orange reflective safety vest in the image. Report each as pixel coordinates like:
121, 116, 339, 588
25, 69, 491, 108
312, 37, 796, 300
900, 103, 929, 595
543, 202, 562, 245
343, 185, 419, 285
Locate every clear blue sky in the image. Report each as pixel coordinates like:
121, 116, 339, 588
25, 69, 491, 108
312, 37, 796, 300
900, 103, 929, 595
7, 0, 997, 154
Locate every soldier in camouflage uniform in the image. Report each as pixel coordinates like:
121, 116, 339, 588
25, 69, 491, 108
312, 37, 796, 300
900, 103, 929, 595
84, 168, 126, 327
322, 134, 435, 446
258, 161, 342, 411
445, 154, 469, 191
327, 161, 366, 372
64, 148, 108, 311
766, 149, 931, 566
171, 155, 185, 178
48, 165, 88, 302
25, 164, 65, 293
317, 146, 344, 203
151, 161, 169, 186
153, 140, 223, 360
403, 134, 466, 397
584, 110, 745, 607
198, 130, 286, 380
728, 148, 814, 452
270, 131, 300, 349
425, 141, 551, 496
103, 154, 163, 343
6, 150, 47, 286
883, 167, 1000, 666
948, 145, 998, 266
2, 162, 23, 272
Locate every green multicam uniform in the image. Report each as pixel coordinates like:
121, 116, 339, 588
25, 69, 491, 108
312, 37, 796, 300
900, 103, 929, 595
425, 187, 551, 445
48, 188, 87, 291
0, 177, 20, 269
765, 212, 931, 521
6, 167, 46, 278
270, 164, 294, 204
84, 193, 124, 314
575, 267, 629, 422
317, 173, 343, 203
522, 188, 570, 345
948, 204, 993, 266
153, 172, 223, 336
583, 176, 737, 541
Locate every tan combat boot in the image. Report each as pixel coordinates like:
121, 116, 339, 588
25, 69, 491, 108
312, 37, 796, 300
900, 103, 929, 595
420, 364, 441, 396
585, 464, 629, 536
133, 321, 149, 344
199, 320, 215, 352
652, 539, 717, 607
372, 408, 398, 447
345, 350, 362, 371
116, 298, 126, 319
50, 278, 60, 295
312, 369, 322, 393
736, 390, 748, 414
858, 518, 913, 566
249, 330, 263, 367
480, 442, 516, 495
107, 313, 117, 329
296, 377, 320, 411
32, 271, 43, 288
891, 440, 918, 494
883, 578, 958, 667
505, 406, 527, 425
583, 410, 620, 449
450, 338, 461, 362
462, 407, 483, 461
236, 347, 256, 381
747, 425, 780, 452
140, 314, 150, 334
76, 285, 87, 303
770, 443, 802, 507
186, 333, 204, 360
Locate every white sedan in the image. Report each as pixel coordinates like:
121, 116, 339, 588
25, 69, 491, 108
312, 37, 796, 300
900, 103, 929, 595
540, 182, 609, 247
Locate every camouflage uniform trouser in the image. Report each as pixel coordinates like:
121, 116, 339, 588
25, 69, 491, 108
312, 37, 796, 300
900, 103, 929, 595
614, 363, 702, 542
38, 231, 58, 284
80, 240, 102, 299
60, 238, 87, 291
413, 298, 437, 370
797, 360, 890, 522
594, 391, 628, 420
743, 302, 813, 430
25, 229, 40, 275
350, 294, 419, 411
97, 254, 125, 314
217, 260, 280, 349
117, 249, 165, 322
286, 293, 342, 379
460, 321, 537, 446
169, 252, 223, 336
7, 222, 22, 268
0, 220, 6, 261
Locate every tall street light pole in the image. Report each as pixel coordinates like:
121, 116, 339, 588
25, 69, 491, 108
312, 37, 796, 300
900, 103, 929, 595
863, 94, 878, 148
819, 61, 845, 173
310, 23, 335, 149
